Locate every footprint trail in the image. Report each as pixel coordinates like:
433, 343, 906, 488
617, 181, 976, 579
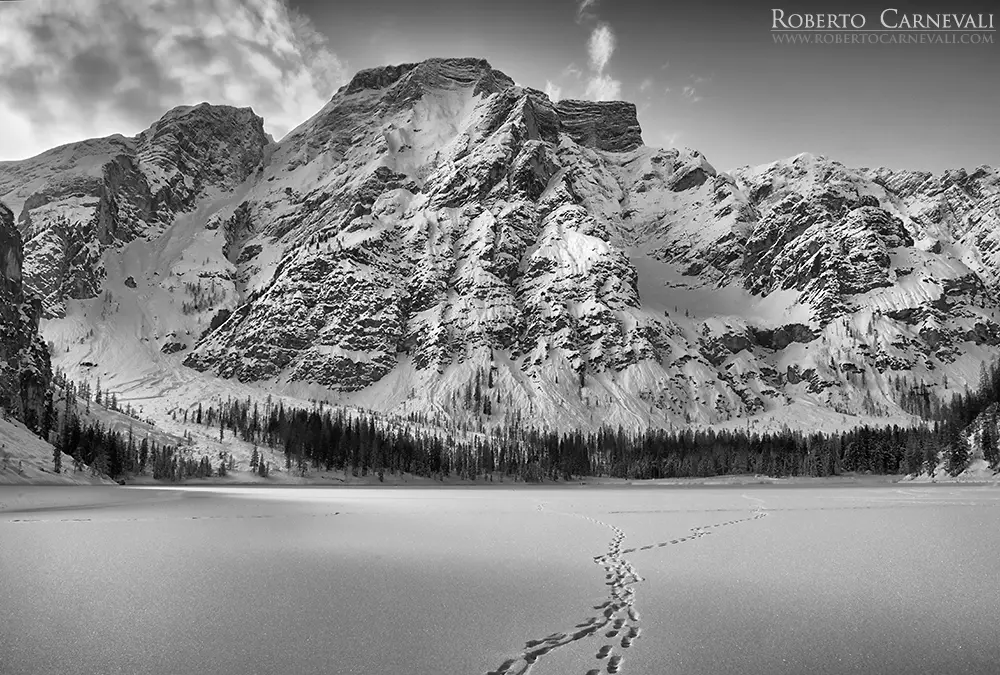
620, 503, 768, 555
484, 499, 768, 675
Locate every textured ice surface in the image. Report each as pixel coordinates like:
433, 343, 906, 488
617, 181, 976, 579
1, 484, 999, 675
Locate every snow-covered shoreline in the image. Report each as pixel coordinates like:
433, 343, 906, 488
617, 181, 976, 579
5, 470, 995, 518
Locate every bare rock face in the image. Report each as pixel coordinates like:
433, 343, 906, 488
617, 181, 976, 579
554, 100, 643, 153
136, 103, 269, 211
0, 201, 51, 431
0, 204, 22, 299
750, 324, 817, 350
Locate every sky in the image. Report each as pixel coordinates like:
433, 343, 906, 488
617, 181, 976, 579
0, 0, 996, 172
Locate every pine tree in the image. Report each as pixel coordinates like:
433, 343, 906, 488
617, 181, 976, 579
42, 390, 55, 443
139, 438, 149, 473
981, 415, 998, 469
902, 440, 923, 476
946, 433, 970, 477
922, 444, 939, 476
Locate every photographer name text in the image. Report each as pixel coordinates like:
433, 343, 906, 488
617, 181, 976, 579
772, 9, 994, 30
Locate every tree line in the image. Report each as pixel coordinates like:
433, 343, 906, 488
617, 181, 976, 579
38, 373, 229, 482
170, 359, 999, 482
30, 359, 1000, 483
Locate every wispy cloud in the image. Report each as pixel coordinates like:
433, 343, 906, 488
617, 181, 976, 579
682, 85, 703, 103
660, 131, 683, 147
583, 22, 621, 101
576, 0, 600, 23
587, 23, 615, 73
544, 2, 621, 104
544, 80, 563, 102
585, 74, 621, 101
563, 63, 583, 80
680, 73, 712, 103
638, 78, 653, 94
0, 0, 347, 160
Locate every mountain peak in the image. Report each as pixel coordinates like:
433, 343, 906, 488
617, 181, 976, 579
137, 102, 269, 191
791, 151, 824, 163
149, 102, 264, 131
334, 58, 643, 153
340, 57, 515, 97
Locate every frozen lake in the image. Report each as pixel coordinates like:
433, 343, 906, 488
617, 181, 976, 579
2, 483, 999, 675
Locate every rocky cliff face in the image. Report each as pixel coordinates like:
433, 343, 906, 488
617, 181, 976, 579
4, 58, 999, 431
0, 201, 51, 430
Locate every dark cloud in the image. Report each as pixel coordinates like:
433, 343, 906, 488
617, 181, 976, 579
173, 35, 216, 65
26, 21, 55, 45
70, 49, 124, 99
0, 0, 347, 159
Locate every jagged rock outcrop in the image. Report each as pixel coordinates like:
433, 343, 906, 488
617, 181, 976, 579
136, 103, 268, 213
0, 201, 51, 430
554, 100, 643, 153
750, 324, 816, 350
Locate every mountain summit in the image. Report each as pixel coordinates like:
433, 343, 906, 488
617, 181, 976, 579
1, 57, 998, 431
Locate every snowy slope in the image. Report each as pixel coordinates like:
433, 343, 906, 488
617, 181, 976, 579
0, 415, 114, 485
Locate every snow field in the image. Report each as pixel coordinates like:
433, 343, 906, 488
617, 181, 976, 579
5, 484, 997, 674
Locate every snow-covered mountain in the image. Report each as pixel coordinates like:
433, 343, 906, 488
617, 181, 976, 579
1, 57, 998, 432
